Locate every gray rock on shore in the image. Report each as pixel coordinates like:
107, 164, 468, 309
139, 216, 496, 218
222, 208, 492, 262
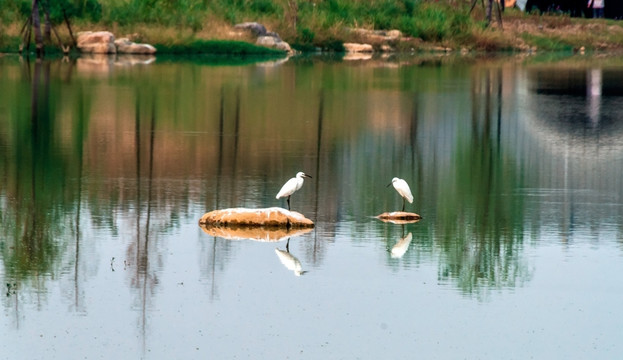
114, 38, 157, 54
234, 22, 268, 37
235, 22, 293, 54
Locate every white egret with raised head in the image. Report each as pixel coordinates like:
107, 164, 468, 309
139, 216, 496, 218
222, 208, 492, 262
276, 172, 312, 211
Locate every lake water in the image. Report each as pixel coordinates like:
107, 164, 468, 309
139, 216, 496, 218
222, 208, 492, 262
1, 53, 622, 359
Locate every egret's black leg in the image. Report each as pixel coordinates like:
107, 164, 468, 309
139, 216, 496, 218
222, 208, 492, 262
287, 196, 291, 211
286, 238, 290, 252
402, 198, 405, 212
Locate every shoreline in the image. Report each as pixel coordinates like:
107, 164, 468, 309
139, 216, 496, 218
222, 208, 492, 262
3, 6, 623, 56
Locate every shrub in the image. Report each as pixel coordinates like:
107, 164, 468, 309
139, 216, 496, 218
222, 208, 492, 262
249, 0, 279, 15
155, 39, 287, 55
299, 27, 315, 43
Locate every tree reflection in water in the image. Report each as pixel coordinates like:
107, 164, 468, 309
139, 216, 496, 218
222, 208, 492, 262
0, 58, 96, 327
435, 65, 530, 298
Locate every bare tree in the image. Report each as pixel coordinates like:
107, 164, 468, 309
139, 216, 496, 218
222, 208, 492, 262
20, 0, 73, 57
470, 0, 503, 28
32, 0, 44, 56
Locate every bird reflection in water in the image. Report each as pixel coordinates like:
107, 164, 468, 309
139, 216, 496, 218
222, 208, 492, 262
587, 68, 602, 127
275, 238, 306, 276
390, 232, 413, 259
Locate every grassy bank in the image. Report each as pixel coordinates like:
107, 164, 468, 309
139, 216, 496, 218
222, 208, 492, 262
2, 0, 623, 54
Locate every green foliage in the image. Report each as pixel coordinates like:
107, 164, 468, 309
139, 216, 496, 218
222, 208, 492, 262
155, 39, 287, 55
104, 0, 205, 30
292, 27, 317, 52
402, 0, 415, 15
0, 0, 102, 23
321, 38, 345, 52
521, 33, 574, 51
413, 5, 449, 41
0, 0, 31, 20
56, 0, 103, 23
325, 0, 355, 24
291, 42, 316, 52
299, 27, 315, 43
0, 34, 20, 52
0, 0, 472, 47
401, 4, 471, 41
248, 0, 279, 15
372, 0, 409, 28
3, 0, 615, 53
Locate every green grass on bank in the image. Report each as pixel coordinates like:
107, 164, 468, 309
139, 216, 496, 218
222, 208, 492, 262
0, 0, 475, 52
2, 0, 623, 54
520, 33, 574, 52
155, 40, 286, 55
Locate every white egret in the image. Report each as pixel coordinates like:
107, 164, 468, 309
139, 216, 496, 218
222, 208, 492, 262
387, 177, 413, 211
276, 172, 312, 211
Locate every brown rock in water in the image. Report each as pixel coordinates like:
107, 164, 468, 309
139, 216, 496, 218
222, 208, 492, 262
198, 207, 314, 228
376, 211, 422, 224
200, 225, 312, 242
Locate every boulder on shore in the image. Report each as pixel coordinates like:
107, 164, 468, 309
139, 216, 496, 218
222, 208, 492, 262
114, 38, 157, 54
77, 31, 157, 55
349, 28, 403, 42
343, 43, 374, 53
234, 22, 268, 37
77, 31, 116, 54
199, 207, 314, 228
234, 22, 293, 54
376, 211, 422, 224
256, 36, 292, 52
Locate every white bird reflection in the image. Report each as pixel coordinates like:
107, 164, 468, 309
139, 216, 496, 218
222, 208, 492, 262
587, 68, 602, 127
390, 232, 413, 259
275, 239, 306, 276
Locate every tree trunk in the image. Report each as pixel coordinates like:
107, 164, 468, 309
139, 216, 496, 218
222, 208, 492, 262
31, 0, 44, 57
44, 6, 51, 42
287, 0, 298, 31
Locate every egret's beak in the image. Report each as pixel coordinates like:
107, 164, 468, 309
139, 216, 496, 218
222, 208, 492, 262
304, 174, 313, 178
386, 182, 393, 188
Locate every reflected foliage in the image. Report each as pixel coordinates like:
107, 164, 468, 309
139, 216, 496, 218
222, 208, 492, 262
0, 60, 85, 290
435, 67, 529, 297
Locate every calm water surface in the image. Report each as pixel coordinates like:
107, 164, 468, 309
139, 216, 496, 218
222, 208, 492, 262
1, 53, 622, 359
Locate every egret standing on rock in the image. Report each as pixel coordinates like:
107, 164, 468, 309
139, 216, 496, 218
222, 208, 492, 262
276, 172, 312, 211
387, 177, 413, 211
